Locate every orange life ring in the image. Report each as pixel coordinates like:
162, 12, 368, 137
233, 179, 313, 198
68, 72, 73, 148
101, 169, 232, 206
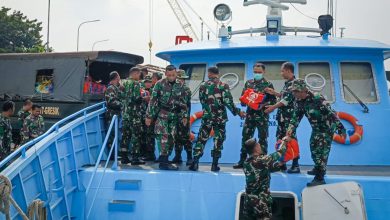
333, 112, 363, 145
189, 111, 214, 141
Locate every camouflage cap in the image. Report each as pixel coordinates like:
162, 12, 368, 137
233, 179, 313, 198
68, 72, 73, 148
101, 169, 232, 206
144, 75, 152, 82
177, 69, 189, 79
290, 79, 308, 92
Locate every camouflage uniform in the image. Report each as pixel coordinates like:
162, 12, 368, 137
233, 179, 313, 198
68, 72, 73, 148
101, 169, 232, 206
17, 109, 30, 128
122, 79, 145, 161
21, 115, 45, 144
17, 109, 31, 145
0, 114, 12, 160
288, 80, 346, 182
141, 85, 156, 160
104, 83, 123, 127
104, 83, 123, 157
243, 144, 286, 220
193, 78, 241, 160
173, 81, 192, 162
275, 78, 303, 171
241, 79, 276, 155
146, 79, 188, 158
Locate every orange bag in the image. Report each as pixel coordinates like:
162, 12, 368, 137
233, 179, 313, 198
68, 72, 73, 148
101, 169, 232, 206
239, 89, 266, 110
275, 139, 300, 162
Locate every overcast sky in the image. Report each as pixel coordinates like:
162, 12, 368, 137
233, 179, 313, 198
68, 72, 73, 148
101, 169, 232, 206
2, 0, 390, 68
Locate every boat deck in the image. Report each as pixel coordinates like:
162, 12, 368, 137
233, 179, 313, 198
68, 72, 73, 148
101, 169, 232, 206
94, 161, 390, 177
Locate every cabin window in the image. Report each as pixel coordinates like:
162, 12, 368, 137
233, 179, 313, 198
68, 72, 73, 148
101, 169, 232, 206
179, 64, 207, 102
216, 63, 246, 102
298, 62, 334, 102
35, 69, 54, 94
340, 62, 378, 103
257, 61, 287, 92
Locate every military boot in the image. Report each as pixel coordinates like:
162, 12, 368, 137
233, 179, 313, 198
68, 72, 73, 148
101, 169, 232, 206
307, 167, 326, 176
211, 157, 220, 172
307, 168, 318, 176
155, 155, 162, 163
171, 150, 183, 164
186, 150, 193, 166
130, 156, 145, 165
189, 156, 199, 171
159, 155, 179, 171
142, 153, 156, 162
120, 152, 131, 164
287, 159, 300, 174
287, 165, 300, 174
233, 153, 247, 169
307, 170, 326, 187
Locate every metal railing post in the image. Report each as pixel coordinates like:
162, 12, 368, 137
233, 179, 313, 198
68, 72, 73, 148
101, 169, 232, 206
112, 116, 119, 170
85, 114, 116, 195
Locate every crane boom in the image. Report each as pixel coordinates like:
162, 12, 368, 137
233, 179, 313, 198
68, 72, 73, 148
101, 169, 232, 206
167, 0, 199, 41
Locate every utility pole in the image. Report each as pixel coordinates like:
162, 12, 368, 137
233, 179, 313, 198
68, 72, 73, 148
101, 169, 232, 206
92, 39, 109, 51
77, 20, 100, 51
46, 0, 51, 52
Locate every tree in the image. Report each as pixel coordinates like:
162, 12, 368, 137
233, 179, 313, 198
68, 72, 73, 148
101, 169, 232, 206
0, 7, 49, 53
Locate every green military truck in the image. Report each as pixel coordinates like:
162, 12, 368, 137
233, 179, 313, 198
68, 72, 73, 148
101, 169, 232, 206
0, 51, 143, 142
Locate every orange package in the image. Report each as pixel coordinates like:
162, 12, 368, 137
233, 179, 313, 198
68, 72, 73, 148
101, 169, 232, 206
239, 89, 266, 110
275, 139, 300, 162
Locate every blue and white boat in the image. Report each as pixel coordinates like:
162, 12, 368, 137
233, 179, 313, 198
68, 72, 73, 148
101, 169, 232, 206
1, 0, 390, 219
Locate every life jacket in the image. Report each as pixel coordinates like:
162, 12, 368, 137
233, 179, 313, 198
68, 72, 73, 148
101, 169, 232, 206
275, 139, 300, 162
239, 88, 266, 110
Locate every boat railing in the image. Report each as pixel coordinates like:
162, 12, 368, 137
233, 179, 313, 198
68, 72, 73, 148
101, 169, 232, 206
85, 114, 119, 219
0, 102, 107, 171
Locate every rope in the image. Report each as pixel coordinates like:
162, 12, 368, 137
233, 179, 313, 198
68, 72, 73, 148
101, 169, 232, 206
27, 200, 46, 220
0, 174, 46, 220
0, 175, 29, 220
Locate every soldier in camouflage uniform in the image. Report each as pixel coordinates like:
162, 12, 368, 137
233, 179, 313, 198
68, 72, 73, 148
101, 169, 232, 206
172, 69, 193, 165
140, 75, 156, 161
122, 67, 146, 165
264, 62, 304, 173
242, 138, 287, 220
140, 67, 148, 80
145, 65, 188, 170
0, 101, 15, 160
17, 99, 32, 128
189, 66, 245, 172
152, 72, 163, 85
17, 99, 32, 145
287, 79, 346, 186
21, 104, 45, 144
104, 71, 124, 161
233, 63, 277, 169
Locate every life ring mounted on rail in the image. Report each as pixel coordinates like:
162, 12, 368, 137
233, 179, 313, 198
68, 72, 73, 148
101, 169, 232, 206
189, 111, 214, 141
333, 112, 363, 145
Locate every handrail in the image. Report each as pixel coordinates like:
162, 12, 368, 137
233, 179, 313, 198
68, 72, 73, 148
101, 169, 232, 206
0, 102, 106, 170
86, 115, 119, 219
